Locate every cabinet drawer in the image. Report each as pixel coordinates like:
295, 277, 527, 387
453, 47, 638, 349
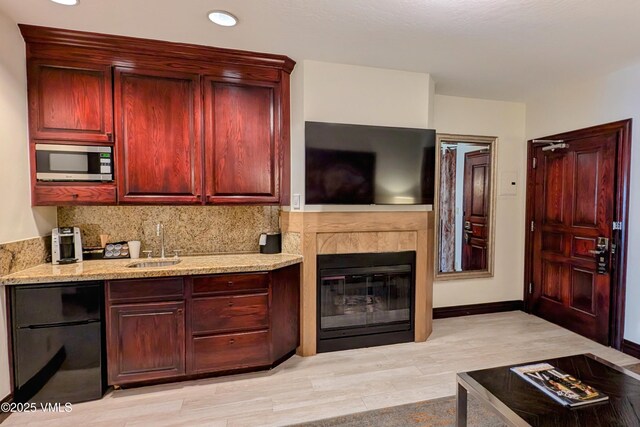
191, 330, 269, 373
191, 294, 268, 334
33, 185, 116, 206
107, 278, 184, 303
192, 273, 268, 295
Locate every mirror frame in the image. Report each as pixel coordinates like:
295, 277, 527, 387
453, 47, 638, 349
434, 133, 498, 281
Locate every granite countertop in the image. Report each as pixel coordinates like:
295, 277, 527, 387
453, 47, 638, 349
0, 253, 303, 285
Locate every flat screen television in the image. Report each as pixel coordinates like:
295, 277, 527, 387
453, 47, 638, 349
305, 121, 436, 205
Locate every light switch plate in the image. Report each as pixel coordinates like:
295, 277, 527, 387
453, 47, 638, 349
292, 194, 301, 210
499, 171, 518, 196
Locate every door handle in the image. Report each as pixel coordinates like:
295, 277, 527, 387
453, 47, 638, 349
593, 237, 610, 274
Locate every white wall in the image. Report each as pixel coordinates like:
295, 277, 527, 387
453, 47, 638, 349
433, 95, 527, 307
525, 61, 640, 344
0, 11, 57, 399
290, 60, 435, 209
0, 14, 56, 244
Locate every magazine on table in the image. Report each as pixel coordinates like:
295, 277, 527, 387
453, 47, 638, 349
510, 363, 609, 407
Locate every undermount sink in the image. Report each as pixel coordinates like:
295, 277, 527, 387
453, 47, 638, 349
126, 259, 182, 268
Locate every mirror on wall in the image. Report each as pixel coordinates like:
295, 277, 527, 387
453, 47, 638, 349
434, 134, 497, 280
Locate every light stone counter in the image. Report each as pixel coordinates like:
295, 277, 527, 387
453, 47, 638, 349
0, 253, 303, 285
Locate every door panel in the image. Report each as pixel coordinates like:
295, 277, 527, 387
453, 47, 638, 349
541, 260, 563, 302
115, 67, 202, 204
543, 154, 566, 224
572, 237, 596, 259
462, 151, 490, 271
531, 133, 616, 345
571, 268, 595, 314
573, 150, 599, 226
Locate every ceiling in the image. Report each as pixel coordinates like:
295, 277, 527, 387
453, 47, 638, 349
2, 0, 640, 101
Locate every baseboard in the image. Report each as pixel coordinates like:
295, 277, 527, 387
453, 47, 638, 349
0, 393, 13, 423
433, 300, 524, 319
622, 340, 640, 359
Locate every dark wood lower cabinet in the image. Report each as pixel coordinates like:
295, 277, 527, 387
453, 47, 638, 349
191, 331, 270, 373
191, 294, 269, 334
105, 264, 300, 387
107, 302, 186, 384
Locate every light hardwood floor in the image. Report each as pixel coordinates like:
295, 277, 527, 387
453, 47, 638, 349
5, 311, 638, 426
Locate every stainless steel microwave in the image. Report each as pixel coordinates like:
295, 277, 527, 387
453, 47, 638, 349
35, 144, 113, 182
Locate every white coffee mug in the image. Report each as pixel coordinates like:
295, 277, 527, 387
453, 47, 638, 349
128, 241, 141, 259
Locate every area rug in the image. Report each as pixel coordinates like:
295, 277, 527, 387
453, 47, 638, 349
293, 363, 640, 427
291, 395, 505, 427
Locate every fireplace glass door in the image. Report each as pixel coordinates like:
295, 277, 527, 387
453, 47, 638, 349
319, 265, 411, 334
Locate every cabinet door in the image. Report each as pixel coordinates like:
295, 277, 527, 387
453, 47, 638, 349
204, 78, 280, 204
107, 301, 185, 385
115, 67, 202, 204
27, 60, 113, 142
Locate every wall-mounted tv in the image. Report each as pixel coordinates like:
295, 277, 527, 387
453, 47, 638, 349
305, 121, 436, 205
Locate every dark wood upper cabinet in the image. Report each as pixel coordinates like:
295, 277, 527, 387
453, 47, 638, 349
204, 79, 280, 204
20, 25, 294, 206
27, 60, 113, 143
115, 68, 202, 204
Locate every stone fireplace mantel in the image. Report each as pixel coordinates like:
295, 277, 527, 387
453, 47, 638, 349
281, 211, 434, 356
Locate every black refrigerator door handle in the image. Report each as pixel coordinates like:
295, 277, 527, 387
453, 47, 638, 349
24, 319, 100, 329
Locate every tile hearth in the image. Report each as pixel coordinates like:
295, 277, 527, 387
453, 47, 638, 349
3, 311, 637, 426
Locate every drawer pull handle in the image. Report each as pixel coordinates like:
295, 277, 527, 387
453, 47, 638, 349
228, 301, 234, 307
229, 339, 235, 344
227, 281, 233, 287
71, 193, 79, 199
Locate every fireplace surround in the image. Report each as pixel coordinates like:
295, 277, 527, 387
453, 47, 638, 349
317, 251, 415, 352
280, 211, 434, 356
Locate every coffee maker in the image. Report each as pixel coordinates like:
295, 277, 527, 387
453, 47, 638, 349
52, 227, 83, 265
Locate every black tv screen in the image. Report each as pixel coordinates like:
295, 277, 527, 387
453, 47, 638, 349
305, 121, 436, 205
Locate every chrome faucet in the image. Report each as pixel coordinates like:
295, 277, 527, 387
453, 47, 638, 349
156, 222, 166, 259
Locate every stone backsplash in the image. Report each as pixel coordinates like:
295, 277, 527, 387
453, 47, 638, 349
0, 236, 51, 276
58, 206, 281, 256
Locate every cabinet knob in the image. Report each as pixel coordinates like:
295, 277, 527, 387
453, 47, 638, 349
228, 301, 234, 307
229, 338, 235, 344
106, 132, 113, 141
227, 281, 233, 287
177, 308, 183, 314
71, 193, 79, 199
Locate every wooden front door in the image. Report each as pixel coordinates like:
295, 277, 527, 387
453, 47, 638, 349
529, 131, 618, 345
462, 150, 490, 270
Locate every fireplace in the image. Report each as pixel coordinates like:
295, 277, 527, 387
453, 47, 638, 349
317, 251, 415, 352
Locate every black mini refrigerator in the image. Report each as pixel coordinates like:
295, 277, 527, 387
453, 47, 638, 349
10, 282, 106, 404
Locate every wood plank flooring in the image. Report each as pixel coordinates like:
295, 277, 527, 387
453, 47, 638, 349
4, 311, 637, 426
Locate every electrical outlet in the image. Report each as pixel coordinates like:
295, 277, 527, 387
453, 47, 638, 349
292, 194, 301, 210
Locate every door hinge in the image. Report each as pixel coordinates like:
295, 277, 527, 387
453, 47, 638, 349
528, 282, 533, 294
532, 158, 537, 169
613, 221, 623, 231
530, 221, 535, 232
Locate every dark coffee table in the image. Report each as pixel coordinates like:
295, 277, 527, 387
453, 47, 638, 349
456, 353, 640, 426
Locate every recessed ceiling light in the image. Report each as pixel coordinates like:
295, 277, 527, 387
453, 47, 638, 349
50, 0, 78, 5
208, 10, 238, 27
